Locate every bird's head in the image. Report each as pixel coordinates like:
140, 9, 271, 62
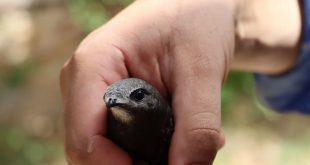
104, 78, 164, 124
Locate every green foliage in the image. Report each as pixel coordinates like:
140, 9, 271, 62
221, 71, 256, 119
67, 0, 133, 31
0, 126, 63, 165
100, 0, 133, 6
0, 62, 34, 88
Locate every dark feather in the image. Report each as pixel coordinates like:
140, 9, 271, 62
104, 78, 174, 165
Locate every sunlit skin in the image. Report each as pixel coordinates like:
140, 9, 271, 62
60, 0, 300, 164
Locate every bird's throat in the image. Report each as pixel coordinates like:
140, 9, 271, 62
110, 107, 134, 124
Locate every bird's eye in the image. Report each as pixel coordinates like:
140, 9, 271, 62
130, 88, 148, 102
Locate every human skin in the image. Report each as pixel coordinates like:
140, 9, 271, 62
60, 0, 301, 164
233, 0, 301, 74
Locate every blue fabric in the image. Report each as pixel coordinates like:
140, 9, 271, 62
254, 0, 310, 114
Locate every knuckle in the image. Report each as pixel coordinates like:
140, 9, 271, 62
185, 111, 222, 150
71, 43, 123, 68
74, 45, 89, 58
71, 47, 90, 66
187, 128, 221, 150
59, 48, 91, 102
59, 48, 86, 82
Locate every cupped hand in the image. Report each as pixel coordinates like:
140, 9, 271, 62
60, 0, 235, 164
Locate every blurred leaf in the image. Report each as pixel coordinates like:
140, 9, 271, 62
0, 62, 34, 88
67, 0, 133, 31
101, 0, 133, 6
0, 126, 63, 165
24, 141, 44, 164
221, 72, 254, 111
68, 0, 112, 31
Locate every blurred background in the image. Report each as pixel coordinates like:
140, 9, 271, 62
0, 0, 309, 165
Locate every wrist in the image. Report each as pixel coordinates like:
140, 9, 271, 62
232, 0, 302, 74
235, 0, 301, 47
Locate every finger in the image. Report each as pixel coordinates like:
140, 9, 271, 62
170, 77, 224, 164
218, 131, 226, 149
168, 48, 227, 165
87, 135, 132, 165
60, 43, 130, 164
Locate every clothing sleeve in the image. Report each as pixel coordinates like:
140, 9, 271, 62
254, 0, 310, 114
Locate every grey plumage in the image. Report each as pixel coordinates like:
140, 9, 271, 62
104, 78, 173, 165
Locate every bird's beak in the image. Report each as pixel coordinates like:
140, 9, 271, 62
105, 97, 115, 108
104, 95, 133, 124
104, 95, 128, 108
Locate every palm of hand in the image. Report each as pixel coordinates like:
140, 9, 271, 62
60, 0, 234, 164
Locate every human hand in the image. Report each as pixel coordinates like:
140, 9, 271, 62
60, 0, 235, 164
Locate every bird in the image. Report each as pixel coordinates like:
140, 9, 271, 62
104, 78, 173, 165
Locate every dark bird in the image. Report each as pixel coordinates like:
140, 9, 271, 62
104, 78, 173, 165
